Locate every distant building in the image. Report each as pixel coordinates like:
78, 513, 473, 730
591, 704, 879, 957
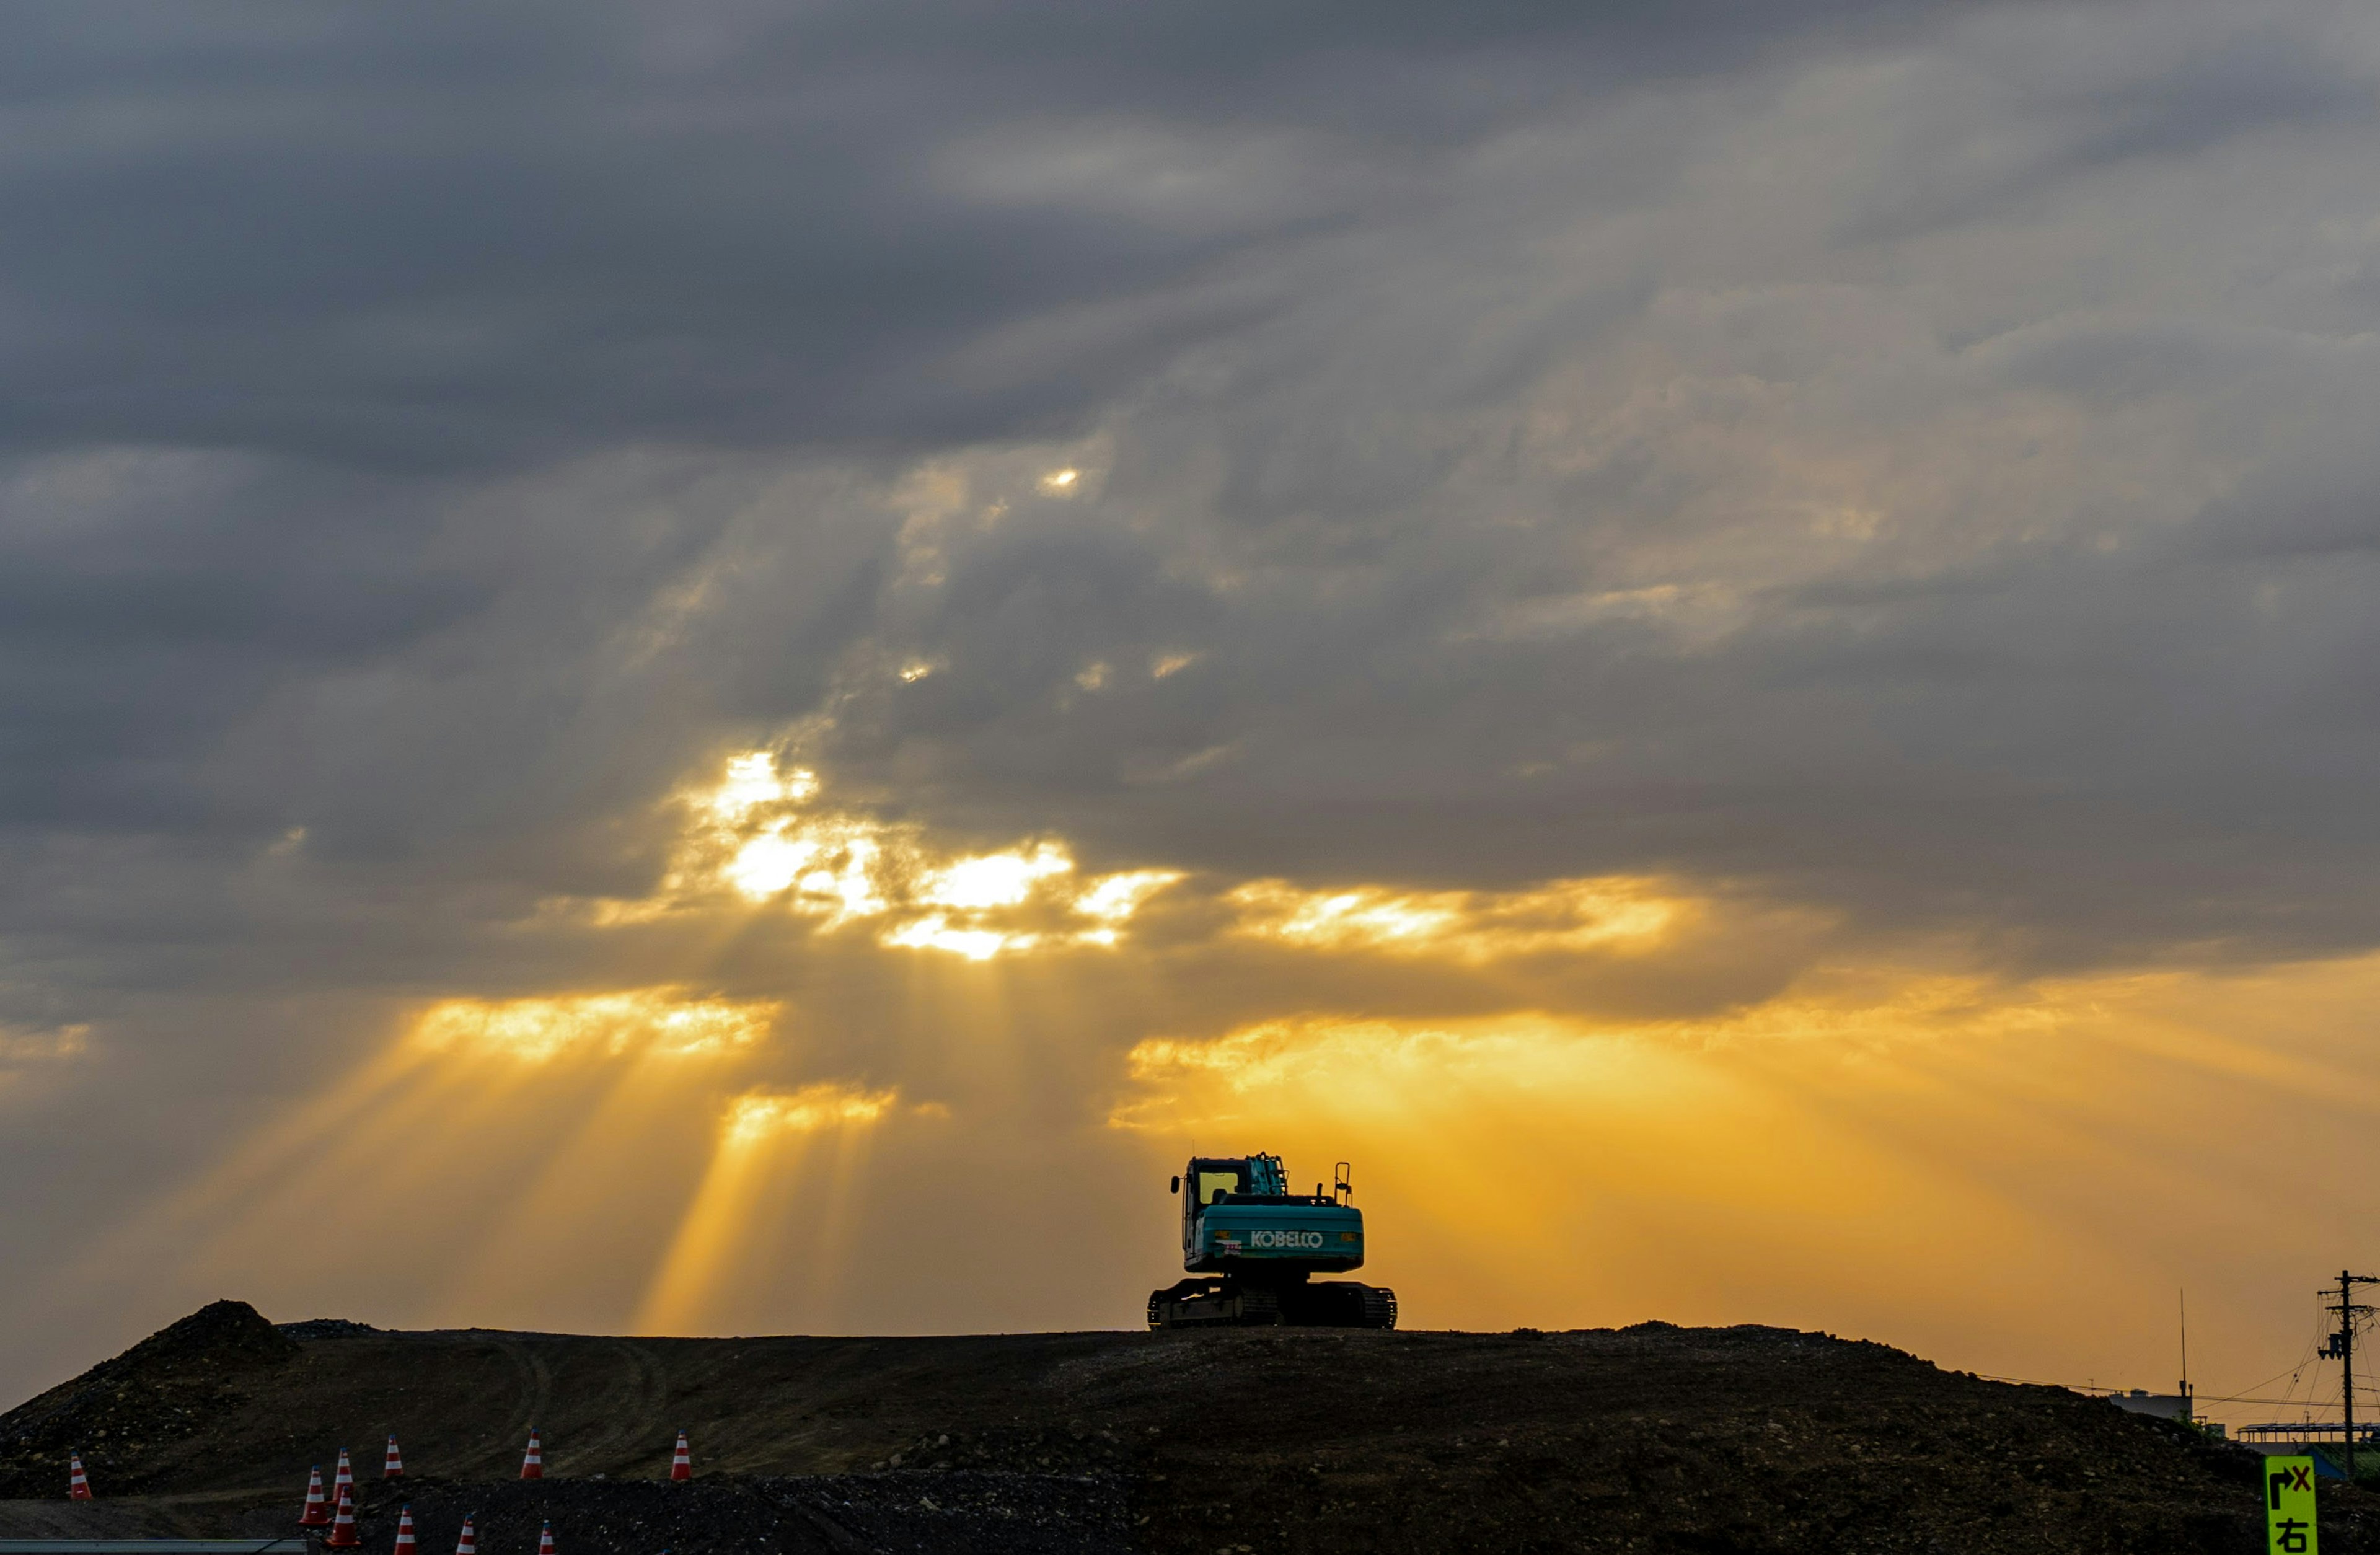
2105, 1388, 2192, 1423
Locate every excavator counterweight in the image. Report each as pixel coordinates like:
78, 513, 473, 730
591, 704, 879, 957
1148, 1153, 1397, 1329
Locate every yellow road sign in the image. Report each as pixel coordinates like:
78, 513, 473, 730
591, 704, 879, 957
2266, 1455, 2317, 1555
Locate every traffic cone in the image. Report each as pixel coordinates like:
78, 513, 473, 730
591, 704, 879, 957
325, 1485, 361, 1550
298, 1465, 330, 1526
332, 1448, 355, 1505
383, 1435, 403, 1479
669, 1431, 691, 1482
68, 1451, 92, 1500
520, 1429, 542, 1480
392, 1506, 416, 1555
536, 1522, 555, 1555
453, 1518, 476, 1555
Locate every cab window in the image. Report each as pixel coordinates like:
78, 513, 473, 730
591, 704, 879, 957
1198, 1170, 1240, 1205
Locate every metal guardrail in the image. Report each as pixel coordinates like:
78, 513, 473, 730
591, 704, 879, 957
0, 1533, 312, 1543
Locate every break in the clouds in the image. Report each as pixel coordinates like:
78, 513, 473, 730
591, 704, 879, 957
7, 0, 2380, 1417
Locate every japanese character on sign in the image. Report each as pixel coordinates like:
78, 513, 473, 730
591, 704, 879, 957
2266, 1455, 2317, 1555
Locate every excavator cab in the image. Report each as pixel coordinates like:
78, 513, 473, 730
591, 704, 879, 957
1186, 1158, 1250, 1207
1150, 1153, 1395, 1329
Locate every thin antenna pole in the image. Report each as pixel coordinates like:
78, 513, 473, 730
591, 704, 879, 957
2179, 1288, 2190, 1420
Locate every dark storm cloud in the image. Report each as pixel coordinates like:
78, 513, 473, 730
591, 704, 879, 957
4, 0, 2372, 924
0, 0, 1965, 470
0, 0, 2012, 886
754, 0, 2380, 965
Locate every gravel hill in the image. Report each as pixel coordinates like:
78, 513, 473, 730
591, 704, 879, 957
0, 1300, 2366, 1554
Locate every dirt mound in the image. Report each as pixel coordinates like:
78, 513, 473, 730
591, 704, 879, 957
121, 1301, 298, 1370
1122, 1324, 2307, 1554
279, 1320, 386, 1342
6, 1304, 2379, 1553
0, 1299, 298, 1498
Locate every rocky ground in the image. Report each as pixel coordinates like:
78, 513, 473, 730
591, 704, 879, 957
0, 1300, 2369, 1554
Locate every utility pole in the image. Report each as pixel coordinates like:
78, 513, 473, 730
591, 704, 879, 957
2322, 1271, 2379, 1484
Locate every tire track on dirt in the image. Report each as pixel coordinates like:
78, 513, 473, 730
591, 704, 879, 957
550, 1340, 669, 1476
447, 1336, 552, 1479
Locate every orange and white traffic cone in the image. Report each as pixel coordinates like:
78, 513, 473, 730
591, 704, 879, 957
68, 1451, 92, 1500
536, 1522, 555, 1555
520, 1429, 543, 1481
392, 1505, 416, 1555
332, 1448, 355, 1506
298, 1465, 330, 1526
669, 1432, 691, 1482
383, 1436, 403, 1479
325, 1485, 361, 1550
453, 1518, 476, 1555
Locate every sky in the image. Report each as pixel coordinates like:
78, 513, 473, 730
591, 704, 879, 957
5, 0, 2380, 1429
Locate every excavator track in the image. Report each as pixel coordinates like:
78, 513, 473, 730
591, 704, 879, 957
1148, 1279, 1396, 1330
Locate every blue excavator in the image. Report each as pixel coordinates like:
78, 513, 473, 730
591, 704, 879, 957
1147, 1153, 1398, 1328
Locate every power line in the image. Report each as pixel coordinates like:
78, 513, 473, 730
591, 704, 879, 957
1959, 1372, 2380, 1411
1965, 1278, 2380, 1423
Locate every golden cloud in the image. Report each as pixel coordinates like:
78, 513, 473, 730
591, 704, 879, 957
537, 752, 1724, 976
1223, 876, 1682, 961
542, 751, 1183, 959
0, 1022, 91, 1064
721, 1083, 899, 1143
409, 989, 779, 1065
